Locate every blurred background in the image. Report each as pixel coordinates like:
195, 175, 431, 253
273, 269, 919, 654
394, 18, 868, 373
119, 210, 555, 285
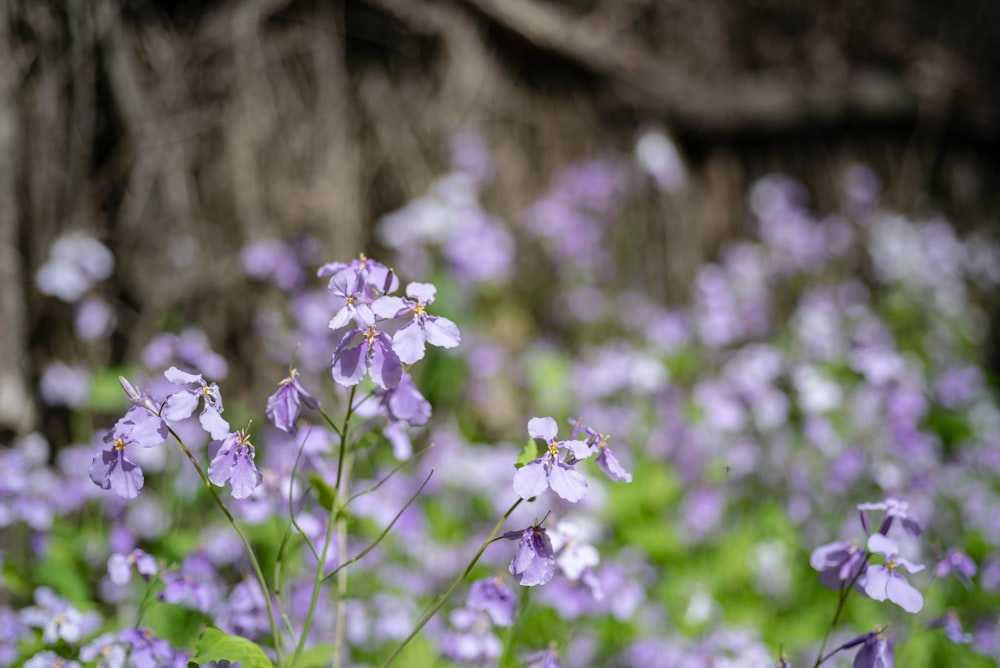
2, 0, 1000, 444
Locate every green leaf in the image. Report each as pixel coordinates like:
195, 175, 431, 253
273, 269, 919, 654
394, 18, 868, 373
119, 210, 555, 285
515, 438, 538, 468
309, 472, 336, 512
191, 626, 273, 668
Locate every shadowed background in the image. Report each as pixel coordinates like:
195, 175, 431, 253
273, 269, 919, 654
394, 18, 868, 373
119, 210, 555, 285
2, 0, 999, 445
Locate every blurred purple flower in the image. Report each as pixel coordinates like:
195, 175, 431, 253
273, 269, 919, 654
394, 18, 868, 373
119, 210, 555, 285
35, 232, 114, 303
24, 651, 82, 668
107, 549, 157, 586
525, 645, 561, 668
934, 548, 976, 584
240, 238, 306, 291
38, 362, 91, 408
466, 577, 516, 627
928, 611, 973, 645
839, 629, 893, 668
810, 539, 866, 590
142, 328, 228, 380
118, 627, 188, 668
74, 295, 115, 342
20, 586, 101, 645
857, 498, 923, 537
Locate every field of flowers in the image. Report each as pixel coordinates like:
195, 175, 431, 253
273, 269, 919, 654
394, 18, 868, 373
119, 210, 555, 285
3, 131, 1000, 667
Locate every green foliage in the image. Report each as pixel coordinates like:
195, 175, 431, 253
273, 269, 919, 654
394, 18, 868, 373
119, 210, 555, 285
191, 626, 274, 667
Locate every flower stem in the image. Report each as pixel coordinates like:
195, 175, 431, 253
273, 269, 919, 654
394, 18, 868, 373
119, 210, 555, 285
380, 498, 524, 668
291, 388, 356, 668
812, 554, 871, 668
166, 426, 285, 666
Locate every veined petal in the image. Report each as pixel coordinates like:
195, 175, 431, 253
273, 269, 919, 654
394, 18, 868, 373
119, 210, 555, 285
406, 282, 437, 304
369, 334, 402, 389
161, 391, 199, 421
547, 461, 588, 503
563, 439, 593, 459
886, 575, 923, 613
867, 533, 898, 558
512, 460, 549, 500
392, 322, 427, 365
328, 308, 352, 331
199, 407, 230, 441
332, 332, 367, 387
164, 366, 202, 386
373, 296, 406, 319
527, 417, 558, 442
424, 316, 461, 349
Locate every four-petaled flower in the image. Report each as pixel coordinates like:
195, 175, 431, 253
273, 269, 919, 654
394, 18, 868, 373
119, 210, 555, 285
860, 533, 924, 613
90, 406, 168, 499
208, 429, 263, 500
327, 269, 376, 332
582, 425, 632, 483
810, 539, 866, 590
161, 367, 229, 440
513, 417, 593, 502
332, 323, 402, 390
374, 282, 461, 364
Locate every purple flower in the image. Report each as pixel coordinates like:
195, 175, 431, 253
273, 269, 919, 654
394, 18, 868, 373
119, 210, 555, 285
374, 282, 461, 364
20, 586, 101, 645
118, 627, 188, 668
327, 268, 376, 331
857, 498, 923, 537
928, 611, 973, 644
208, 429, 263, 499
934, 548, 976, 584
80, 632, 127, 668
332, 324, 403, 390
583, 426, 632, 483
839, 629, 893, 668
466, 577, 516, 627
441, 608, 502, 662
90, 406, 168, 499
507, 525, 557, 587
35, 232, 114, 303
38, 362, 91, 408
265, 368, 319, 435
24, 651, 82, 668
318, 254, 398, 296
379, 372, 431, 426
810, 539, 867, 589
524, 645, 561, 668
860, 533, 924, 613
108, 549, 158, 586
513, 417, 593, 503
160, 367, 229, 440
549, 520, 600, 581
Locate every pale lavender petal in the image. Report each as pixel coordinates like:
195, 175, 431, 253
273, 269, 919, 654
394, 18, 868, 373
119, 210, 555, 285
164, 366, 202, 386
896, 557, 925, 574
392, 322, 427, 364
424, 316, 461, 349
527, 417, 558, 442
199, 407, 230, 441
332, 332, 367, 386
862, 565, 891, 601
596, 447, 632, 482
161, 391, 199, 421
512, 460, 549, 500
547, 461, 588, 502
228, 452, 263, 500
406, 282, 437, 304
328, 308, 353, 331
384, 421, 413, 460
373, 296, 407, 319
867, 533, 897, 558
354, 303, 375, 328
563, 439, 593, 459
108, 554, 132, 585
886, 576, 923, 613
369, 335, 402, 389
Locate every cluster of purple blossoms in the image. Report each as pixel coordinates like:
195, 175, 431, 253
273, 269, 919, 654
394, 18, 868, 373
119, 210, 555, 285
91, 369, 263, 501
324, 256, 460, 391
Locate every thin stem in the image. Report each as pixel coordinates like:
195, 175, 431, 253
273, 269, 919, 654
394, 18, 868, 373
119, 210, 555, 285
323, 470, 434, 583
166, 427, 284, 666
346, 444, 434, 505
291, 387, 356, 668
812, 553, 871, 668
380, 498, 524, 668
